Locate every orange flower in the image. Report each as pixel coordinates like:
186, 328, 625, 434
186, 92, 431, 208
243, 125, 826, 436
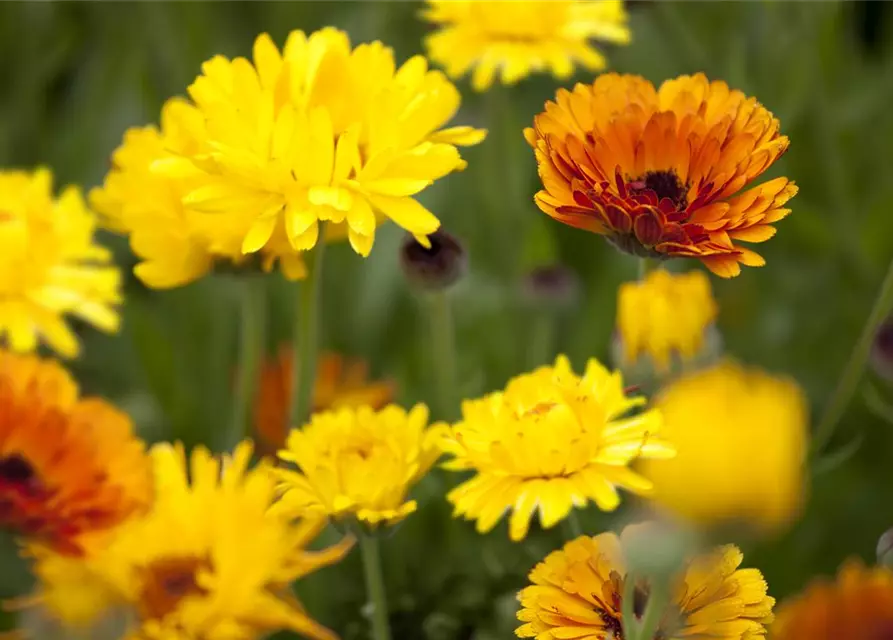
0, 350, 151, 554
254, 348, 395, 452
526, 73, 796, 277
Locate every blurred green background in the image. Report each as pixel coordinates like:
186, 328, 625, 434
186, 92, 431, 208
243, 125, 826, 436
2, 1, 893, 637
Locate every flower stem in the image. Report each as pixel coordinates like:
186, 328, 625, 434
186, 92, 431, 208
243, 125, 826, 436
360, 535, 392, 640
563, 511, 583, 540
428, 291, 457, 421
632, 581, 669, 640
638, 257, 657, 280
287, 228, 327, 432
528, 311, 555, 370
232, 278, 265, 446
621, 572, 638, 640
812, 257, 893, 455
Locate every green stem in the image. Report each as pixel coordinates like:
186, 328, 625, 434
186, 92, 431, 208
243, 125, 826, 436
360, 535, 392, 640
528, 311, 555, 370
232, 279, 266, 446
485, 86, 523, 276
620, 572, 638, 640
562, 511, 583, 540
638, 257, 657, 280
287, 227, 327, 431
632, 582, 669, 640
812, 257, 893, 455
428, 291, 457, 421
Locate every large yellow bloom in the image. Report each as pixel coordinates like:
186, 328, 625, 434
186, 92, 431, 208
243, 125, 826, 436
640, 361, 808, 533
274, 404, 445, 529
0, 168, 121, 356
422, 0, 630, 91
616, 269, 718, 373
29, 441, 353, 640
517, 527, 775, 639
526, 73, 796, 277
773, 561, 893, 640
105, 28, 485, 286
441, 356, 672, 541
0, 350, 151, 555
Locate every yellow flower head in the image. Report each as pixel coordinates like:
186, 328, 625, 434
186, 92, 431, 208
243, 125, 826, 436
640, 360, 808, 534
616, 269, 718, 373
772, 561, 893, 640
517, 526, 775, 639
0, 168, 121, 356
274, 404, 445, 529
98, 29, 485, 289
29, 441, 353, 640
441, 356, 672, 541
422, 0, 630, 91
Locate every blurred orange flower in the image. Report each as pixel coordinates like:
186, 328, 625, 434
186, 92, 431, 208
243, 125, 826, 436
254, 348, 395, 452
526, 73, 796, 277
0, 350, 151, 554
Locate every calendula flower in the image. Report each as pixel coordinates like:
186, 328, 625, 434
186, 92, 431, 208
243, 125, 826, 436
441, 356, 672, 541
0, 350, 151, 554
615, 269, 718, 373
773, 561, 893, 640
253, 348, 395, 452
640, 361, 807, 533
422, 0, 630, 91
517, 527, 775, 639
136, 28, 485, 276
527, 73, 797, 277
29, 441, 353, 640
274, 404, 445, 529
0, 168, 121, 356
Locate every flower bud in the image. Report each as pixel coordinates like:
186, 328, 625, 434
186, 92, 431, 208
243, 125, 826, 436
520, 265, 581, 311
877, 527, 893, 568
870, 317, 893, 383
400, 230, 467, 291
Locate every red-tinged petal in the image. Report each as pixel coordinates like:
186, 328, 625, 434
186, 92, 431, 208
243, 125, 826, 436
632, 208, 664, 247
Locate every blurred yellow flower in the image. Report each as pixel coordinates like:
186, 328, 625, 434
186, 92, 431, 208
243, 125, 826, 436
616, 269, 718, 372
0, 168, 121, 356
274, 404, 445, 529
441, 356, 672, 541
640, 361, 808, 533
29, 441, 353, 640
138, 28, 485, 273
772, 561, 893, 640
517, 526, 775, 639
422, 0, 630, 91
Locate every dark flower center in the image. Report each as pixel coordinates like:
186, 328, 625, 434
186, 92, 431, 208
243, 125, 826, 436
0, 454, 36, 485
140, 556, 210, 620
629, 170, 689, 208
400, 229, 467, 291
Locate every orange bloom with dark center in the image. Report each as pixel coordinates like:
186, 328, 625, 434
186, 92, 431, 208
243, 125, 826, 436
526, 73, 797, 277
254, 348, 395, 452
0, 350, 151, 554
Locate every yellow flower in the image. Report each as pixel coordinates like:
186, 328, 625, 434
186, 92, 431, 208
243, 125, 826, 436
517, 527, 775, 639
640, 361, 808, 533
772, 561, 893, 640
29, 441, 353, 640
133, 28, 485, 276
0, 168, 121, 356
526, 73, 796, 277
422, 0, 630, 91
616, 269, 718, 373
274, 404, 445, 529
441, 356, 672, 541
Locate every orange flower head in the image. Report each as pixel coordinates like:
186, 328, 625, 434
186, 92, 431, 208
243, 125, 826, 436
254, 348, 395, 452
526, 73, 797, 277
0, 350, 152, 554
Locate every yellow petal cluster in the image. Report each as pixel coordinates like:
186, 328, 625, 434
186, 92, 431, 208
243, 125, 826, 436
274, 404, 445, 528
517, 526, 775, 639
640, 360, 808, 534
93, 28, 485, 289
29, 441, 352, 640
616, 268, 718, 372
423, 0, 630, 91
441, 356, 673, 541
0, 168, 121, 356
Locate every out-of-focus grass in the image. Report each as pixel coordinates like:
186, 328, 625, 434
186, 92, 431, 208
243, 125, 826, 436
1, 1, 892, 636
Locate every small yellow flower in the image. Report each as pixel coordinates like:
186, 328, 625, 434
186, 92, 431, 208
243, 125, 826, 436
274, 404, 445, 529
29, 441, 353, 640
422, 0, 630, 91
441, 356, 672, 541
616, 269, 718, 372
772, 561, 893, 640
640, 360, 808, 533
517, 526, 775, 639
0, 168, 121, 356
